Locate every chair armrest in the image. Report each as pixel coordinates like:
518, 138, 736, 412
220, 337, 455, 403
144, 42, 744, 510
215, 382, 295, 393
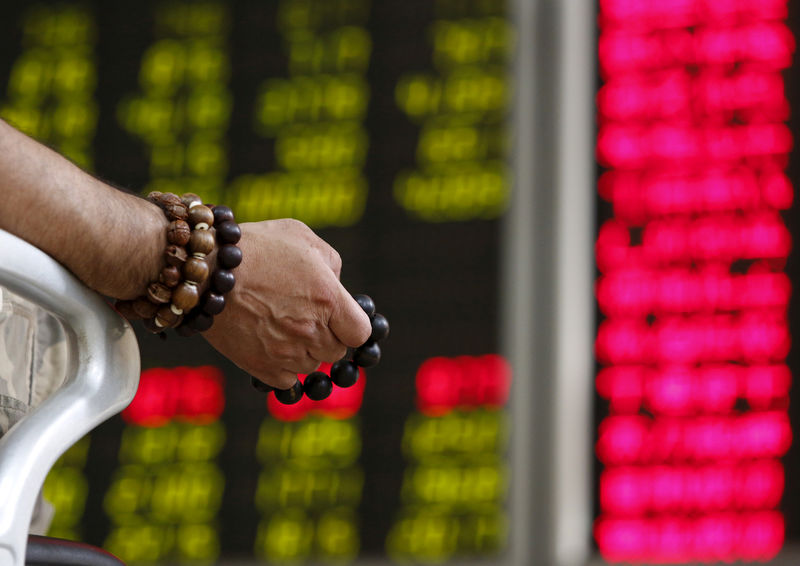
0, 230, 140, 566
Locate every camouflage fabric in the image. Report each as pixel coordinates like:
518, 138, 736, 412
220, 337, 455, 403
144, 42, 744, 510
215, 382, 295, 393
0, 285, 68, 534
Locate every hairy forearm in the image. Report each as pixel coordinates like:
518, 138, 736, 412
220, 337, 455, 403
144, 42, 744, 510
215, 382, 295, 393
0, 119, 166, 299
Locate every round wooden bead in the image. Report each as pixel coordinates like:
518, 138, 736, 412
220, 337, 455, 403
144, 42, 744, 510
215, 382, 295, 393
167, 220, 191, 246
353, 340, 381, 367
212, 269, 235, 294
156, 192, 182, 207
159, 265, 181, 288
303, 371, 333, 401
250, 376, 274, 393
164, 203, 188, 221
146, 282, 172, 304
330, 359, 360, 388
188, 205, 214, 229
218, 244, 242, 269
172, 282, 200, 311
155, 304, 181, 328
188, 229, 215, 256
142, 317, 163, 334
188, 312, 214, 332
213, 205, 235, 225
353, 294, 376, 318
274, 380, 304, 405
146, 191, 163, 204
370, 313, 390, 342
201, 292, 225, 315
132, 297, 159, 319
165, 245, 188, 266
115, 300, 140, 320
183, 257, 210, 284
216, 221, 241, 244
181, 193, 202, 208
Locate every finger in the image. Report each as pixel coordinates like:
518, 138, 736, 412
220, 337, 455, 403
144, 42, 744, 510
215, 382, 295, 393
308, 327, 348, 363
285, 356, 322, 376
254, 370, 298, 391
320, 244, 342, 279
328, 284, 372, 348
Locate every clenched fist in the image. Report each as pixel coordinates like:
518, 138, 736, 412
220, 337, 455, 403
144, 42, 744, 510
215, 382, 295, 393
203, 219, 371, 390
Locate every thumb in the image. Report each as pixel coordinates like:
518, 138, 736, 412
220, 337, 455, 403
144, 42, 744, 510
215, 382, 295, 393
329, 284, 371, 348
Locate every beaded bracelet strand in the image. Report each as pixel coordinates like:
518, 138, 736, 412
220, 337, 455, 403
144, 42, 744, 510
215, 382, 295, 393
177, 204, 242, 336
250, 294, 389, 404
116, 192, 241, 337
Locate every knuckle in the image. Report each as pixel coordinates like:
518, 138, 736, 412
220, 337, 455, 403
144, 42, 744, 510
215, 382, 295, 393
329, 248, 342, 273
269, 341, 298, 362
286, 318, 319, 342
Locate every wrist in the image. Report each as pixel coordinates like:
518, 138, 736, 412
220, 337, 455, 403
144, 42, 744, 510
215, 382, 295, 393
74, 191, 168, 300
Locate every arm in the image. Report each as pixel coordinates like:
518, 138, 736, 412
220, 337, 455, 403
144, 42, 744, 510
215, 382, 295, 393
0, 118, 371, 389
0, 118, 166, 299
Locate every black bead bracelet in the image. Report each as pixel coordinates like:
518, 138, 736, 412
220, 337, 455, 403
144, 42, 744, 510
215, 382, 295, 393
250, 293, 389, 404
178, 205, 241, 336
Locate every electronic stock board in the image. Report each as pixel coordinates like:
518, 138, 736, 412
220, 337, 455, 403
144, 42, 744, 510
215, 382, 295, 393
5, 1, 800, 565
0, 1, 512, 564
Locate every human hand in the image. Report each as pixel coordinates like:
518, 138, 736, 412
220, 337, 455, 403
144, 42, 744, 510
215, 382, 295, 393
202, 219, 371, 389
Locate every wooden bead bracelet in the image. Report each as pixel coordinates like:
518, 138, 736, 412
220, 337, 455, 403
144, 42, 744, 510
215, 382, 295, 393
115, 192, 241, 337
250, 294, 389, 404
177, 204, 242, 336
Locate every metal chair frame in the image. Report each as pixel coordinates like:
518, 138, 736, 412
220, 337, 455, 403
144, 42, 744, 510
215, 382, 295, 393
0, 229, 140, 566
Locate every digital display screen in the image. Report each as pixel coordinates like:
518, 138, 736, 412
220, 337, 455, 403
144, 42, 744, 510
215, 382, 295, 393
0, 1, 511, 564
594, 1, 796, 563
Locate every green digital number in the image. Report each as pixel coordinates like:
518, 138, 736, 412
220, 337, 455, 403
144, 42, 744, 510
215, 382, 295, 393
254, 511, 314, 562
43, 467, 88, 530
176, 421, 226, 462
316, 509, 359, 560
401, 463, 508, 506
103, 465, 150, 520
275, 122, 368, 170
255, 75, 369, 132
119, 423, 180, 465
393, 161, 508, 221
255, 467, 364, 509
230, 172, 367, 227
105, 524, 174, 564
386, 512, 459, 562
149, 462, 225, 523
431, 17, 511, 68
176, 523, 220, 563
287, 26, 371, 75
256, 417, 361, 467
402, 410, 509, 459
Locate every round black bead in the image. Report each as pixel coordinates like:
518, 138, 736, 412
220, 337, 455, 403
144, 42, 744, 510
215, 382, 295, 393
201, 292, 225, 315
353, 294, 375, 318
250, 376, 274, 393
213, 205, 235, 226
353, 340, 381, 367
303, 371, 333, 401
370, 313, 390, 342
212, 269, 235, 294
216, 220, 241, 244
188, 312, 214, 332
219, 244, 243, 269
274, 380, 304, 404
175, 323, 198, 337
330, 359, 360, 388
